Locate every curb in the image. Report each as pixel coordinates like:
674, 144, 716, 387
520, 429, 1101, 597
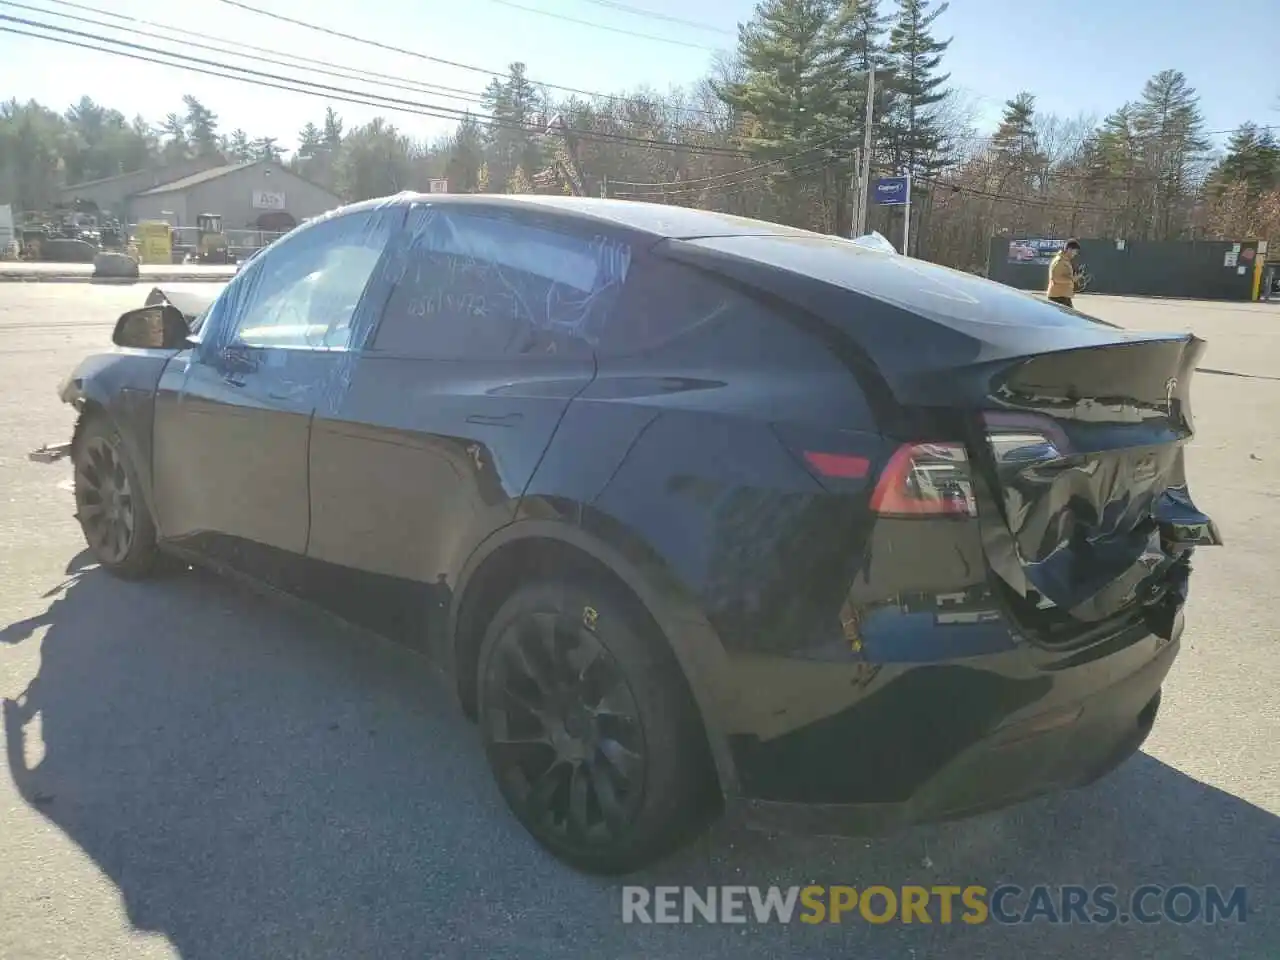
0, 274, 233, 284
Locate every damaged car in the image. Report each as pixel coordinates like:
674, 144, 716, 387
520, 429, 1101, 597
34, 194, 1222, 874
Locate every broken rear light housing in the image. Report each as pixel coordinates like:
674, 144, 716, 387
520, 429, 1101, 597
869, 442, 977, 518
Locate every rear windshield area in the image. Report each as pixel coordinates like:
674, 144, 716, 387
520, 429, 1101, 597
683, 234, 1120, 332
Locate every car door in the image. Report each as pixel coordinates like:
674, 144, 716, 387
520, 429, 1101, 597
151, 205, 406, 572
305, 202, 621, 649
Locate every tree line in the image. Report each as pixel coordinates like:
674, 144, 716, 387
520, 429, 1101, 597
2, 0, 1276, 271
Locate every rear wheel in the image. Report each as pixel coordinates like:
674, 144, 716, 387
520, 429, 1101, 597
73, 416, 159, 579
477, 577, 714, 874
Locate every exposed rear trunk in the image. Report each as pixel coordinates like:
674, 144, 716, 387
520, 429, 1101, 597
964, 335, 1221, 642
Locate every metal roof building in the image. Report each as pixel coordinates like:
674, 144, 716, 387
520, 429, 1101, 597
125, 159, 343, 233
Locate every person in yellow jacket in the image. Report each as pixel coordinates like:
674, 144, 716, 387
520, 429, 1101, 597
1047, 239, 1081, 307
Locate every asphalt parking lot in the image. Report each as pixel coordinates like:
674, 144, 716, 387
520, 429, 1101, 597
0, 285, 1276, 959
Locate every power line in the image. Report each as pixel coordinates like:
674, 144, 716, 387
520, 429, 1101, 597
610, 134, 847, 189
6, 0, 491, 110
566, 0, 733, 35
917, 177, 1125, 215
614, 157, 833, 200
215, 0, 727, 120
486, 0, 719, 50
0, 14, 751, 157
20, 0, 727, 138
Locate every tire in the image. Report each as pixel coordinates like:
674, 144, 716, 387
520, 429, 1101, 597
73, 414, 160, 579
477, 577, 714, 874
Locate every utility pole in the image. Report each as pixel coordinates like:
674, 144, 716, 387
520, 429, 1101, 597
849, 148, 861, 238
856, 67, 876, 236
901, 173, 912, 256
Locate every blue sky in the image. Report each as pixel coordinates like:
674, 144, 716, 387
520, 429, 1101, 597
1, 0, 1275, 154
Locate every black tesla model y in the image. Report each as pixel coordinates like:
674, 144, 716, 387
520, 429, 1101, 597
43, 195, 1221, 873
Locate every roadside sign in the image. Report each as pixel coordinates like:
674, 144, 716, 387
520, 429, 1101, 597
429, 179, 449, 194
874, 177, 909, 205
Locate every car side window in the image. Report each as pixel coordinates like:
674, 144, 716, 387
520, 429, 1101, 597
371, 205, 632, 359
207, 207, 401, 353
598, 255, 744, 357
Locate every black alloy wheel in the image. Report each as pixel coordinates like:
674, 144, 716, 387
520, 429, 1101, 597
76, 433, 136, 565
73, 417, 158, 578
478, 579, 715, 874
486, 609, 647, 850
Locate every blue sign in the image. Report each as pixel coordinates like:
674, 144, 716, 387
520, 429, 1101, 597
874, 176, 909, 205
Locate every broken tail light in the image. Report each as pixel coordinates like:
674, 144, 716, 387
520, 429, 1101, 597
869, 442, 978, 518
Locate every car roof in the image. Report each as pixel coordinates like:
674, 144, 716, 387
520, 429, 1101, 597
317, 193, 822, 241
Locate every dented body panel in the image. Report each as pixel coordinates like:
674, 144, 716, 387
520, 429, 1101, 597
43, 195, 1221, 837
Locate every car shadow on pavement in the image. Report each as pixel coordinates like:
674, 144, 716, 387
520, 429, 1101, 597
2, 561, 1277, 960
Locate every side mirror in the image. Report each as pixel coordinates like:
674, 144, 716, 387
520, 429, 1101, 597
112, 304, 190, 350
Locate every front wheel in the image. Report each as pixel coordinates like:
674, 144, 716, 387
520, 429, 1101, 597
477, 578, 715, 874
73, 416, 159, 579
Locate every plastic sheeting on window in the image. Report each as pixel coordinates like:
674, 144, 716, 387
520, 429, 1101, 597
183, 197, 636, 411
382, 205, 633, 352
199, 198, 404, 356
186, 196, 408, 413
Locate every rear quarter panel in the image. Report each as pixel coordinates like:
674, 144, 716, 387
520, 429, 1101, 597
521, 276, 899, 742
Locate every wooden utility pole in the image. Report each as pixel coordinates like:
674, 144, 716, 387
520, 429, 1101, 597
856, 67, 876, 236
849, 148, 862, 238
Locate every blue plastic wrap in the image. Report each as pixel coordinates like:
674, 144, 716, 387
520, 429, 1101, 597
185, 197, 634, 413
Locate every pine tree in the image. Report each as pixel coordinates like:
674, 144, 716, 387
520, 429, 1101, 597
824, 0, 894, 232
1087, 104, 1146, 237
446, 114, 485, 192
224, 129, 252, 162
991, 92, 1045, 180
1215, 123, 1279, 197
885, 0, 951, 178
721, 0, 845, 157
482, 63, 543, 189
826, 0, 894, 142
182, 95, 220, 158
1133, 69, 1208, 238
718, 0, 848, 227
296, 122, 323, 160
322, 107, 344, 149
158, 112, 188, 164
988, 92, 1047, 234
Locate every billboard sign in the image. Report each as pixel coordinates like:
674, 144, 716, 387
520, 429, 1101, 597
874, 176, 909, 205
252, 190, 286, 210
1007, 238, 1066, 266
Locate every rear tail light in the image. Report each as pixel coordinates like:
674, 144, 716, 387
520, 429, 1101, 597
870, 442, 977, 518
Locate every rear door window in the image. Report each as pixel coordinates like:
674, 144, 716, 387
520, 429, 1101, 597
370, 205, 633, 359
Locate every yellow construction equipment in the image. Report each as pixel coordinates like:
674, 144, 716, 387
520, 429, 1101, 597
135, 220, 173, 265
196, 213, 233, 264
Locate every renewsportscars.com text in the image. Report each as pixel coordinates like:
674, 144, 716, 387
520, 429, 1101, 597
621, 885, 1248, 926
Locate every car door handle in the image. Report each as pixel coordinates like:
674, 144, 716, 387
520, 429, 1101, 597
465, 413, 523, 427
